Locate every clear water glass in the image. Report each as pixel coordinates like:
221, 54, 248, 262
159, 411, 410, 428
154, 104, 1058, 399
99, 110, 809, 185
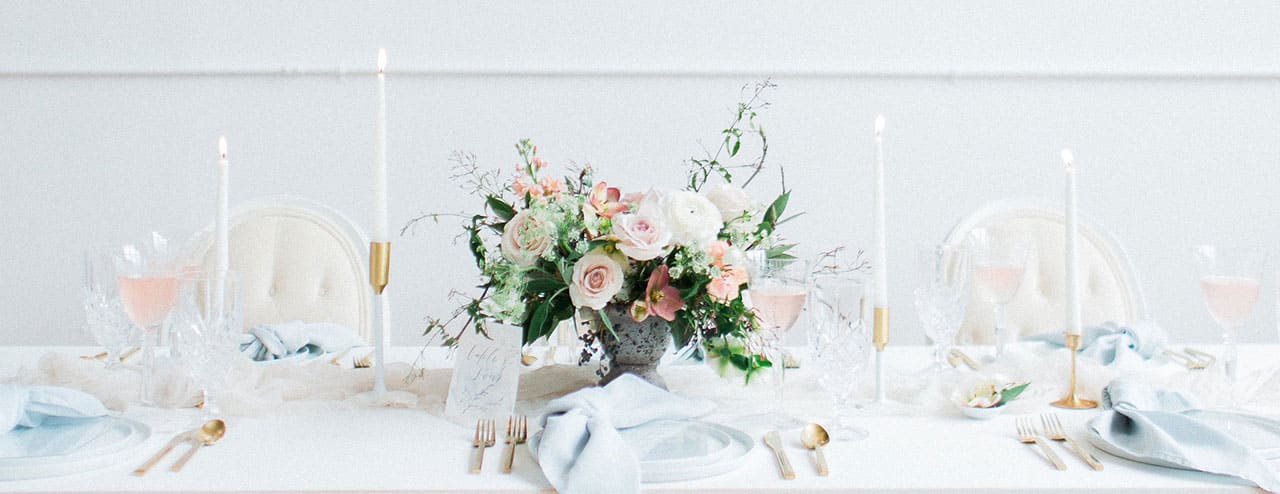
967, 228, 1030, 359
914, 244, 970, 372
170, 271, 243, 418
82, 248, 131, 369
1194, 245, 1265, 405
809, 275, 871, 441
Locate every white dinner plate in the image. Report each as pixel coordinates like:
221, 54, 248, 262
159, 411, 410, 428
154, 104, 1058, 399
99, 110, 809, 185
620, 419, 754, 483
0, 416, 151, 481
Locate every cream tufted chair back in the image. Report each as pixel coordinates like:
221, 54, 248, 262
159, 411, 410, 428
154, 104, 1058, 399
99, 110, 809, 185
192, 196, 375, 344
944, 198, 1146, 344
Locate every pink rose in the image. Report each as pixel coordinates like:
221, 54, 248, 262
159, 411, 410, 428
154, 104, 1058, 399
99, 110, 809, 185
611, 212, 671, 261
568, 250, 627, 310
500, 210, 550, 267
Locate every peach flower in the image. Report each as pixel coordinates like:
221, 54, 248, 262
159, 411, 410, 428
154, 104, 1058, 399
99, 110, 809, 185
568, 249, 627, 310
500, 210, 550, 267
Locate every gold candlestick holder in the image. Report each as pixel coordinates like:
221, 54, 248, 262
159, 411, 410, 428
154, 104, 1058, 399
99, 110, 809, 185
370, 241, 390, 294
872, 307, 889, 352
1051, 333, 1097, 409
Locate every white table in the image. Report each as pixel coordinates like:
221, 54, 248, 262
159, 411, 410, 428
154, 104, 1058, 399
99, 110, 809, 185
1, 345, 1277, 493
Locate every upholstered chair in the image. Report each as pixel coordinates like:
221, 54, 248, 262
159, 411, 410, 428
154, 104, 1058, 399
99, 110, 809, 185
943, 199, 1147, 344
192, 196, 378, 345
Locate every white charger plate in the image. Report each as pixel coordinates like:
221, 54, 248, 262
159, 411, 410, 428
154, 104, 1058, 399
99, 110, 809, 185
0, 416, 151, 481
619, 419, 754, 483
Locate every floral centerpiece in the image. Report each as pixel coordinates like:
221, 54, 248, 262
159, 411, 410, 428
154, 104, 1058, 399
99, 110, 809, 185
418, 82, 795, 383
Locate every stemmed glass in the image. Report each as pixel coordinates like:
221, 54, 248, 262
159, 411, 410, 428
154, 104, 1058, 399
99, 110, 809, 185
809, 275, 872, 441
914, 244, 971, 373
1194, 245, 1265, 405
746, 255, 812, 429
82, 248, 131, 369
170, 271, 243, 418
113, 233, 180, 406
968, 228, 1030, 359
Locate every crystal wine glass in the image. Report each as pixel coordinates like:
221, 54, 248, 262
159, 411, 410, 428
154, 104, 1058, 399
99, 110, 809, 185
1194, 245, 1265, 405
968, 228, 1030, 360
914, 243, 971, 373
170, 270, 243, 418
113, 233, 180, 406
809, 275, 872, 441
83, 248, 131, 369
746, 255, 812, 429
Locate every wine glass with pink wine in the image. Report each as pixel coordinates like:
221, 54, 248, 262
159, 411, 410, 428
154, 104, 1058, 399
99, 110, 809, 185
1195, 245, 1265, 407
746, 254, 813, 430
113, 233, 180, 406
968, 228, 1031, 361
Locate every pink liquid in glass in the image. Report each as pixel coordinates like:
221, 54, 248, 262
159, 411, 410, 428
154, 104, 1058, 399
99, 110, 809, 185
118, 275, 179, 330
976, 265, 1025, 303
750, 286, 809, 332
1199, 275, 1261, 327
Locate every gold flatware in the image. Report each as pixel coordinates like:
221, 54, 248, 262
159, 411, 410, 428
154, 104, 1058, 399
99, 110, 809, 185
1183, 348, 1217, 368
470, 419, 496, 474
1016, 416, 1067, 471
520, 353, 538, 366
763, 430, 796, 480
501, 415, 529, 474
800, 423, 830, 476
80, 351, 108, 360
134, 430, 195, 475
169, 419, 227, 472
119, 346, 141, 362
329, 348, 352, 366
1164, 349, 1208, 370
1041, 413, 1102, 470
354, 353, 374, 369
948, 348, 982, 370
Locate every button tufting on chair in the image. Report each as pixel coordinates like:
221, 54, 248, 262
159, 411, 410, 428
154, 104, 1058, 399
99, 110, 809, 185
943, 198, 1147, 345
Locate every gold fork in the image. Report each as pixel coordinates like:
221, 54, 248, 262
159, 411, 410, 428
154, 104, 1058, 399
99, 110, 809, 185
1016, 416, 1067, 470
353, 353, 373, 369
501, 415, 529, 474
1041, 413, 1103, 470
469, 419, 496, 473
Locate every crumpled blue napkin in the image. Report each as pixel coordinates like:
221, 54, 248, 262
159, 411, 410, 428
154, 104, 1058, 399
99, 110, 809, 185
238, 321, 363, 361
0, 384, 110, 458
1028, 320, 1167, 366
530, 374, 717, 494
1088, 379, 1280, 492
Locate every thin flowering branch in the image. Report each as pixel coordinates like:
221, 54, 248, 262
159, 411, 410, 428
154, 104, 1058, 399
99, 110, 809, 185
686, 79, 775, 192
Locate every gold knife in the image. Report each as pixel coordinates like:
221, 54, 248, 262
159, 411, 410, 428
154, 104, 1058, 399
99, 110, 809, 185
133, 430, 194, 475
763, 430, 796, 480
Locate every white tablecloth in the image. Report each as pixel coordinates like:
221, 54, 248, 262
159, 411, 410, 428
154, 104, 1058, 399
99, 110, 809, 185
1, 344, 1277, 493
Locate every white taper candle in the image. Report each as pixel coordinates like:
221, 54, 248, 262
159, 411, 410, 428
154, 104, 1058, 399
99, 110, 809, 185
1062, 149, 1082, 335
373, 48, 389, 242
216, 137, 229, 278
873, 115, 887, 307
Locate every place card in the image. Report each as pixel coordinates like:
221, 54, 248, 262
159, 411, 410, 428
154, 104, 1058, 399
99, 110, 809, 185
445, 326, 522, 419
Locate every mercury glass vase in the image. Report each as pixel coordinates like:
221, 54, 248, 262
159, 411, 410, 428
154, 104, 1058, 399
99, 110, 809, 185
598, 304, 671, 389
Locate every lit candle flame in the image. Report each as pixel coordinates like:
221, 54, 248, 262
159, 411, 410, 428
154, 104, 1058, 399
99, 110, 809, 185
218, 136, 228, 161
874, 115, 885, 138
377, 48, 387, 75
1061, 148, 1074, 172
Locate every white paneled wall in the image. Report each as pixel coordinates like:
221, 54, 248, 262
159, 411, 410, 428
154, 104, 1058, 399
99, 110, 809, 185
2, 1, 1278, 345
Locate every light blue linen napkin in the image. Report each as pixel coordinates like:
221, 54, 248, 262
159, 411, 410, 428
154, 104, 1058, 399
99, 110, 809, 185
530, 374, 717, 494
1028, 320, 1167, 366
238, 321, 363, 361
1089, 379, 1280, 492
0, 384, 110, 458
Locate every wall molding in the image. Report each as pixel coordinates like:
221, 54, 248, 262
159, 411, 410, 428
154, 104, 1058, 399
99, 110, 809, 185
5, 67, 1280, 81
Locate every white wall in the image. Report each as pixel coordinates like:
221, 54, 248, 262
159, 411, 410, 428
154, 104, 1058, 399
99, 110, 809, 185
2, 1, 1278, 346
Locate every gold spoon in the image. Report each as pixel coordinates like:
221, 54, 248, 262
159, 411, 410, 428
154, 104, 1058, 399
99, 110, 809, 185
801, 423, 830, 476
169, 419, 226, 472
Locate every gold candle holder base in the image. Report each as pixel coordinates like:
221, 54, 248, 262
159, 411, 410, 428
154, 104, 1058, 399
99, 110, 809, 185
1052, 333, 1098, 409
369, 241, 390, 295
872, 307, 889, 352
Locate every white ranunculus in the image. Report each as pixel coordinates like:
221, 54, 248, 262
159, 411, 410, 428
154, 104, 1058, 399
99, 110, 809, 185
500, 210, 550, 267
611, 212, 672, 261
568, 249, 627, 310
664, 191, 723, 248
705, 184, 752, 222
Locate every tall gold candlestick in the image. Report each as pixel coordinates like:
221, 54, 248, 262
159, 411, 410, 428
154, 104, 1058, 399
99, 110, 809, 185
1052, 333, 1098, 409
873, 307, 889, 352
